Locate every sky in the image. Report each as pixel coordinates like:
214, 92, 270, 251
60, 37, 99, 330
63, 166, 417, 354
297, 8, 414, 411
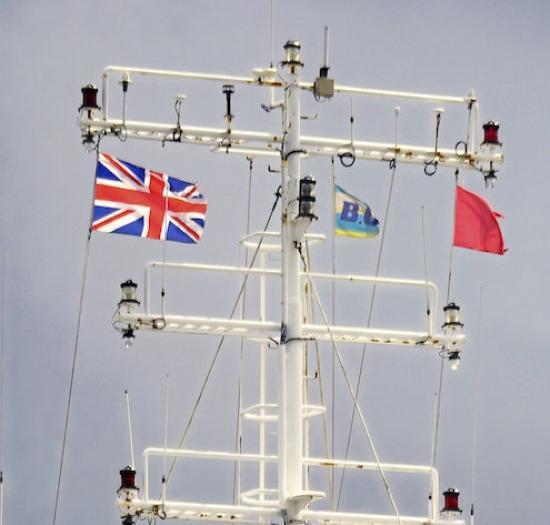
1, 1, 550, 525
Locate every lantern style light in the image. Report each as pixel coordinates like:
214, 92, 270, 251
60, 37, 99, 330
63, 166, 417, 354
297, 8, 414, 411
298, 176, 317, 219
284, 40, 302, 65
122, 327, 135, 349
481, 121, 500, 145
80, 84, 99, 111
118, 466, 139, 522
119, 280, 140, 312
448, 351, 461, 371
119, 466, 138, 490
479, 121, 502, 183
441, 487, 462, 517
484, 169, 498, 190
442, 302, 463, 370
442, 302, 462, 329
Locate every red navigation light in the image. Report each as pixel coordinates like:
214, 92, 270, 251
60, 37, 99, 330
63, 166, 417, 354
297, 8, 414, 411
119, 466, 137, 489
442, 488, 461, 513
80, 84, 99, 111
482, 121, 500, 145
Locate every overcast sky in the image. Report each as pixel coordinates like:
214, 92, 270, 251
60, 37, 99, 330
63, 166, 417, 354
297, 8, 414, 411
1, 2, 549, 525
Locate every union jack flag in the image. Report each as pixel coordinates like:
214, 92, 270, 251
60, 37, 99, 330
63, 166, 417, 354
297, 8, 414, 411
92, 153, 207, 244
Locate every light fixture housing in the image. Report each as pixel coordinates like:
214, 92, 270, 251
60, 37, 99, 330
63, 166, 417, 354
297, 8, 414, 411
298, 175, 317, 219
119, 280, 140, 313
441, 487, 462, 516
122, 327, 135, 349
80, 83, 99, 111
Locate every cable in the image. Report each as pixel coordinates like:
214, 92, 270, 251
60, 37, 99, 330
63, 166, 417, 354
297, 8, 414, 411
232, 157, 254, 504
446, 170, 460, 303
329, 156, 337, 511
429, 356, 445, 489
300, 246, 402, 525
305, 242, 333, 505
420, 205, 431, 316
166, 186, 282, 484
0, 250, 5, 525
470, 285, 484, 525
336, 107, 400, 508
52, 153, 99, 525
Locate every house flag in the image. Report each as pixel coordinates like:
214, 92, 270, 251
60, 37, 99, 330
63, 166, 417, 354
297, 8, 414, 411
453, 185, 505, 255
334, 185, 380, 239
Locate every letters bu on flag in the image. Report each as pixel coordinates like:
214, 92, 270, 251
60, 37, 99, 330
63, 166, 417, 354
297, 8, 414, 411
334, 185, 380, 238
92, 153, 207, 244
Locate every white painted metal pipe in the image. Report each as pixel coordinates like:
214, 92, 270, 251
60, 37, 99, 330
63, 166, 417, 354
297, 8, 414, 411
279, 41, 304, 506
143, 261, 438, 334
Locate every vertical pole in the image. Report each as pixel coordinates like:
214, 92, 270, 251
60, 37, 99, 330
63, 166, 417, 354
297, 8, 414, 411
279, 40, 304, 509
259, 251, 267, 503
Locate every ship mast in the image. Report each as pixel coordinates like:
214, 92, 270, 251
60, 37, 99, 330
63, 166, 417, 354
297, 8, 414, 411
79, 35, 503, 525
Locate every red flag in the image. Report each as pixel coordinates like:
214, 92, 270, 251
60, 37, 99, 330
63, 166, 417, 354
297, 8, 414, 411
453, 185, 505, 255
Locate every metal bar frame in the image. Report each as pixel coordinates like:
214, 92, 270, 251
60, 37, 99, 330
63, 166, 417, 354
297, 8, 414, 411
138, 447, 443, 521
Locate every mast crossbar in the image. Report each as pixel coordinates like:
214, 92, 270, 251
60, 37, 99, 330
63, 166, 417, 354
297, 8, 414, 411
80, 117, 502, 170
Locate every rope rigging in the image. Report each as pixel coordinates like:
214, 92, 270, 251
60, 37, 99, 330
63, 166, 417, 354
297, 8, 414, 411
232, 157, 254, 504
304, 242, 333, 502
165, 182, 282, 485
336, 107, 400, 509
300, 242, 403, 525
52, 148, 100, 525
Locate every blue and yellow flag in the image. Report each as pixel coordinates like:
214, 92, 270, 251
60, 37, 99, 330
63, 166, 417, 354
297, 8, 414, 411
334, 185, 380, 238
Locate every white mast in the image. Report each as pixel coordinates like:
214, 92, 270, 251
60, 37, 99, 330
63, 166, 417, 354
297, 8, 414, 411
279, 40, 304, 511
80, 35, 504, 525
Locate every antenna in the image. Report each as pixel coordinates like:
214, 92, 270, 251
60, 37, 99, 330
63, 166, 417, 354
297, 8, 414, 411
313, 26, 334, 99
124, 390, 136, 470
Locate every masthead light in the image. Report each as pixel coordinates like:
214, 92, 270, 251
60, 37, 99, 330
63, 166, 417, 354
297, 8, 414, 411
298, 175, 317, 219
80, 84, 99, 111
441, 487, 462, 515
482, 121, 500, 145
119, 280, 140, 312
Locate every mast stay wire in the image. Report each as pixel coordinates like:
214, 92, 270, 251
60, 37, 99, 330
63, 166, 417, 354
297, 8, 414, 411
165, 183, 282, 485
336, 107, 400, 509
420, 206, 431, 316
469, 285, 484, 525
300, 243, 403, 525
232, 157, 254, 504
0, 251, 5, 525
429, 169, 460, 500
329, 155, 337, 510
304, 242, 333, 503
52, 149, 100, 525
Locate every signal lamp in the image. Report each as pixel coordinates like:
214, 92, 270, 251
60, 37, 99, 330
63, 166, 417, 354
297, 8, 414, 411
119, 466, 138, 490
298, 175, 317, 219
482, 121, 500, 145
119, 280, 140, 310
122, 327, 135, 349
442, 302, 462, 329
442, 488, 462, 514
80, 84, 99, 111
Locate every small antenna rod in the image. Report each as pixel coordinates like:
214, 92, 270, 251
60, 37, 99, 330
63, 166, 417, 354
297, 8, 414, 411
323, 26, 330, 70
163, 374, 170, 478
124, 389, 136, 469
